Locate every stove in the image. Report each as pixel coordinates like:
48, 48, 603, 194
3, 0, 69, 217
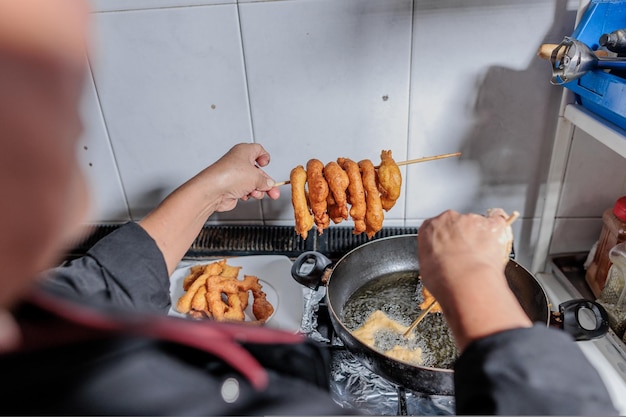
68, 224, 626, 415
539, 254, 626, 415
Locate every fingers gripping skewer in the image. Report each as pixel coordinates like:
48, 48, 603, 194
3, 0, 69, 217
505, 211, 520, 226
273, 152, 462, 187
402, 211, 521, 338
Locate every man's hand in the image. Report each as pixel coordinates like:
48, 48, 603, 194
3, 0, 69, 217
203, 143, 280, 212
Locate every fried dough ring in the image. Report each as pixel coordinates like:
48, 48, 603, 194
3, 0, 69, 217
338, 157, 366, 235
206, 274, 245, 321
241, 275, 274, 322
290, 165, 314, 239
359, 159, 384, 238
323, 161, 349, 224
220, 264, 248, 309
377, 150, 402, 211
306, 159, 330, 234
177, 260, 275, 323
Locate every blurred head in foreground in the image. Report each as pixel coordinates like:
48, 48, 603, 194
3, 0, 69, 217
0, 0, 91, 309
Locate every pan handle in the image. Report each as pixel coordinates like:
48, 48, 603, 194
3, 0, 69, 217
551, 299, 609, 341
291, 251, 333, 290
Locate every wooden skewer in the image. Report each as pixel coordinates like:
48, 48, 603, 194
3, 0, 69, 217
537, 43, 609, 61
505, 210, 520, 226
383, 151, 462, 169
402, 298, 438, 338
402, 210, 521, 338
272, 151, 462, 187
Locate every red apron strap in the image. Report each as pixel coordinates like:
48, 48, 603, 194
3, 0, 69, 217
25, 290, 304, 390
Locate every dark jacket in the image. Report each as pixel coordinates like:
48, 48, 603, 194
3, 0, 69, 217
0, 222, 618, 415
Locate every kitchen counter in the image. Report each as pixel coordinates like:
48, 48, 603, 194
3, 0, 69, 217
538, 253, 626, 414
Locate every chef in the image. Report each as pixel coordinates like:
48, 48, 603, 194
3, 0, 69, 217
0, 0, 618, 415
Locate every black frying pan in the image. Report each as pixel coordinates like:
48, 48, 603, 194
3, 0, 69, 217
291, 234, 609, 395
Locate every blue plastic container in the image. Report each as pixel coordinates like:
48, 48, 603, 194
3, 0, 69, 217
564, 0, 626, 129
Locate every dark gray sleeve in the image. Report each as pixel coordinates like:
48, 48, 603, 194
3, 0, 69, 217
40, 222, 170, 313
454, 325, 618, 415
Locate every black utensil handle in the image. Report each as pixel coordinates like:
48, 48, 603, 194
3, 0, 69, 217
556, 299, 609, 341
291, 251, 333, 290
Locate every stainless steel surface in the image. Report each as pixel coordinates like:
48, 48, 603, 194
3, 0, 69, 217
550, 37, 626, 85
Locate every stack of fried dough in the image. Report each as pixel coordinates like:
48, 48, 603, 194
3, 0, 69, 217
290, 150, 402, 239
176, 259, 274, 323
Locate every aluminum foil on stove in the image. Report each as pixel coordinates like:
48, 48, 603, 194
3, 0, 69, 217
299, 288, 455, 415
299, 286, 329, 343
330, 349, 455, 416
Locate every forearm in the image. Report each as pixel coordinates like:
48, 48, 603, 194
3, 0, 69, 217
138, 143, 279, 277
430, 262, 532, 352
139, 171, 220, 276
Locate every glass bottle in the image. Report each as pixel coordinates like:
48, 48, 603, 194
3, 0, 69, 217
598, 242, 626, 338
585, 196, 626, 297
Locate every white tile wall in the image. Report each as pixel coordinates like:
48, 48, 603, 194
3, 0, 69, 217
549, 127, 626, 254
238, 0, 412, 224
81, 0, 625, 261
79, 65, 130, 222
557, 127, 626, 218
89, 3, 259, 221
90, 0, 233, 13
407, 0, 568, 221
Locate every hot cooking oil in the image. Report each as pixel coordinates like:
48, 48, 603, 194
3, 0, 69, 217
342, 272, 457, 369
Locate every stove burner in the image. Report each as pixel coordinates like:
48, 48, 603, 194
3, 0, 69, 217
66, 224, 419, 260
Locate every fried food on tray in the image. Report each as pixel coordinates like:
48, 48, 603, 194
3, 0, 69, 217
359, 159, 384, 238
290, 165, 314, 239
338, 157, 367, 235
219, 262, 248, 308
183, 261, 223, 291
243, 275, 274, 322
306, 159, 330, 234
323, 161, 349, 224
183, 265, 207, 291
175, 260, 274, 323
207, 274, 246, 321
177, 272, 210, 314
377, 150, 402, 211
191, 285, 208, 312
